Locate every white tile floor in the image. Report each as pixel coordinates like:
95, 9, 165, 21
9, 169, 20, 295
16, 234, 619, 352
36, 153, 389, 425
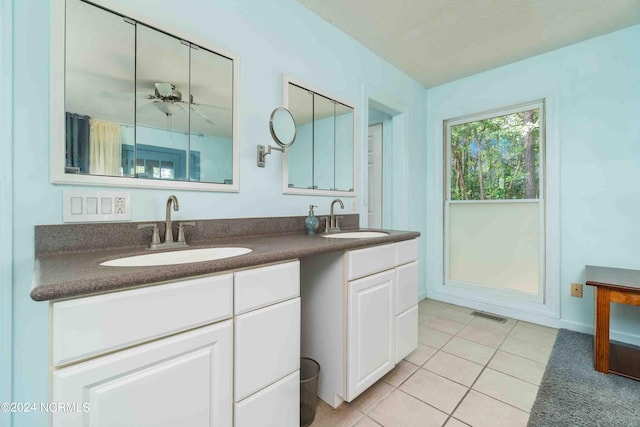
310, 298, 558, 427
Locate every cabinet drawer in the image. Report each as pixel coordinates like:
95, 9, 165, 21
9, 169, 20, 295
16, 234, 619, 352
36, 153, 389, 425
396, 261, 419, 315
235, 371, 299, 427
395, 305, 418, 364
52, 320, 233, 427
52, 274, 233, 367
396, 239, 418, 266
235, 261, 299, 315
235, 298, 300, 401
347, 243, 396, 280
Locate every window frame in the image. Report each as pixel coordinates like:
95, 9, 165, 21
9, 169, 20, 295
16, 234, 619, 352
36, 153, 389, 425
443, 99, 547, 304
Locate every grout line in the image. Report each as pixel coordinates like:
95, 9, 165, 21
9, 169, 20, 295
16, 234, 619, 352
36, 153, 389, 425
471, 388, 533, 414
443, 317, 514, 424
497, 347, 552, 365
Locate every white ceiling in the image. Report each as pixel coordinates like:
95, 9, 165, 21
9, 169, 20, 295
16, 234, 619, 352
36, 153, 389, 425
297, 0, 640, 88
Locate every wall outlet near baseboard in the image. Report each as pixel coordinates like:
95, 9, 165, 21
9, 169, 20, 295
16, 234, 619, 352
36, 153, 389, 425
571, 282, 583, 298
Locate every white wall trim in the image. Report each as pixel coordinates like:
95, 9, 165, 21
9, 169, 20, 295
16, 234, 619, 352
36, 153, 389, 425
427, 88, 561, 321
559, 319, 640, 348
0, 0, 13, 423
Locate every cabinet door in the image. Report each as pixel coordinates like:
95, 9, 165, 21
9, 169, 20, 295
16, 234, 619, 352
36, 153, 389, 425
235, 298, 300, 401
52, 321, 232, 427
235, 371, 299, 427
347, 270, 395, 401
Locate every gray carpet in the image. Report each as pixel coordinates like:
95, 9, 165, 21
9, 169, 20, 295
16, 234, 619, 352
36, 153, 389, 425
528, 329, 640, 426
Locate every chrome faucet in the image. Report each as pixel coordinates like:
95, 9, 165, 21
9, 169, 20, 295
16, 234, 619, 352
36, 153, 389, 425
138, 195, 195, 250
165, 195, 179, 243
325, 199, 344, 233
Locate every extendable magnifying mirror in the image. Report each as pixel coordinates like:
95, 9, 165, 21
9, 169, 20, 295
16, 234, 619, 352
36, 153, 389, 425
257, 107, 297, 167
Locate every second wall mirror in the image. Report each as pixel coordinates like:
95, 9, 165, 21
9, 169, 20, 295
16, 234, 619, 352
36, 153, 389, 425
283, 79, 356, 196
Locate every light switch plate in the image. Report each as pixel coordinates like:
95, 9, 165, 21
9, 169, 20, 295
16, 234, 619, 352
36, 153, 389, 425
63, 190, 132, 223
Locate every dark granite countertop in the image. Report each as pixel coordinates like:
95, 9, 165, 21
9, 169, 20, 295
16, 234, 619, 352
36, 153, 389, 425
32, 227, 419, 301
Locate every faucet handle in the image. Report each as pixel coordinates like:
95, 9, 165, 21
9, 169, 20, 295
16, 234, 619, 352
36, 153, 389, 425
335, 216, 344, 231
137, 223, 161, 245
177, 222, 196, 243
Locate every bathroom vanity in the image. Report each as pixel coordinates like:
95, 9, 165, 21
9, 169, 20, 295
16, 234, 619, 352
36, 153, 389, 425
301, 239, 419, 408
32, 216, 420, 426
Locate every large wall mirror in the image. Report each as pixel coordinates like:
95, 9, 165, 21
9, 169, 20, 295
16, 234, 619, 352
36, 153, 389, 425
283, 80, 356, 196
51, 0, 238, 191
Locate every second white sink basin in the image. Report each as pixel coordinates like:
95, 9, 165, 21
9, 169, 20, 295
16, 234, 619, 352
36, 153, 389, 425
322, 231, 388, 239
101, 247, 252, 267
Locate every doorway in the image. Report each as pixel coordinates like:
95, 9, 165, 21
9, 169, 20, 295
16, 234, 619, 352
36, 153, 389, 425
367, 124, 383, 228
367, 105, 393, 229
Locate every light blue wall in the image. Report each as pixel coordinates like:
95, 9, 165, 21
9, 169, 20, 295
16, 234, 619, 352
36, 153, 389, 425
10, 0, 427, 425
1, 0, 13, 425
426, 25, 640, 342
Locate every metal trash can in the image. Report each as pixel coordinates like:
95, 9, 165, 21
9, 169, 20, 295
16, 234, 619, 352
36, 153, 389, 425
300, 357, 320, 427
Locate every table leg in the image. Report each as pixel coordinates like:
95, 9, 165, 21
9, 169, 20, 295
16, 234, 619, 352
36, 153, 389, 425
594, 288, 610, 373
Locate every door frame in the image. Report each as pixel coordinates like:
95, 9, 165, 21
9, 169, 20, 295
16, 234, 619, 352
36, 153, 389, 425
1, 0, 13, 421
367, 123, 384, 229
428, 91, 560, 324
361, 84, 408, 229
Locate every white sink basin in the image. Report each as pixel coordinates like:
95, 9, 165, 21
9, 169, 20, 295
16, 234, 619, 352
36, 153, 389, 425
100, 247, 252, 267
322, 231, 388, 239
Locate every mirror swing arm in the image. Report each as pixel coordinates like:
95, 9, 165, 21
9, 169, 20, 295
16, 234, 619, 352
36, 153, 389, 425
256, 144, 284, 167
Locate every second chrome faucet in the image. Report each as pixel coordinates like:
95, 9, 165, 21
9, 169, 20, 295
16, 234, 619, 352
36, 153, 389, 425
325, 199, 344, 233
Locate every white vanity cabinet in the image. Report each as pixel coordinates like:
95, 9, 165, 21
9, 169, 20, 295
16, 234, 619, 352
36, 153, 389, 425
234, 261, 301, 427
51, 274, 234, 427
52, 321, 233, 427
301, 239, 419, 407
50, 260, 301, 427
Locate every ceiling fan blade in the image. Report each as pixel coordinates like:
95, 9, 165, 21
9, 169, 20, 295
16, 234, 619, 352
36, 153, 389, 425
190, 101, 231, 112
190, 104, 216, 126
101, 90, 150, 100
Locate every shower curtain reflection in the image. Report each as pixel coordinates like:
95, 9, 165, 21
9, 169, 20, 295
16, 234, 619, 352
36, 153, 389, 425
89, 119, 122, 176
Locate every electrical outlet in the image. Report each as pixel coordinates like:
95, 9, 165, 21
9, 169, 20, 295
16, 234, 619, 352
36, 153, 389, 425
571, 282, 583, 298
352, 200, 357, 212
115, 197, 126, 215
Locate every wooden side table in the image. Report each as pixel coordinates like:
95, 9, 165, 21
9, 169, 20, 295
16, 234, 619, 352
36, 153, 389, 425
586, 265, 640, 380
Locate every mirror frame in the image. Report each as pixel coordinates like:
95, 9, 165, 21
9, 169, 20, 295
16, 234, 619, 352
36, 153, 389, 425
50, 0, 240, 192
281, 76, 357, 197
269, 107, 297, 148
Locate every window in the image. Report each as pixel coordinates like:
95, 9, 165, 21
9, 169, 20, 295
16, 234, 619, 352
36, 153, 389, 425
444, 100, 546, 300
448, 104, 542, 201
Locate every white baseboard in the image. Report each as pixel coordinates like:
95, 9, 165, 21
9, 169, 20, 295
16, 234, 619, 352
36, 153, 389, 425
558, 319, 640, 347
422, 295, 640, 347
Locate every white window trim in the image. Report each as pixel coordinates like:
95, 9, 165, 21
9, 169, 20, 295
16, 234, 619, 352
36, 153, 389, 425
428, 92, 560, 324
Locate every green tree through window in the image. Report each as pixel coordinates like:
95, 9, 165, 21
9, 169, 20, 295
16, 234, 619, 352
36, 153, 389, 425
450, 108, 541, 200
